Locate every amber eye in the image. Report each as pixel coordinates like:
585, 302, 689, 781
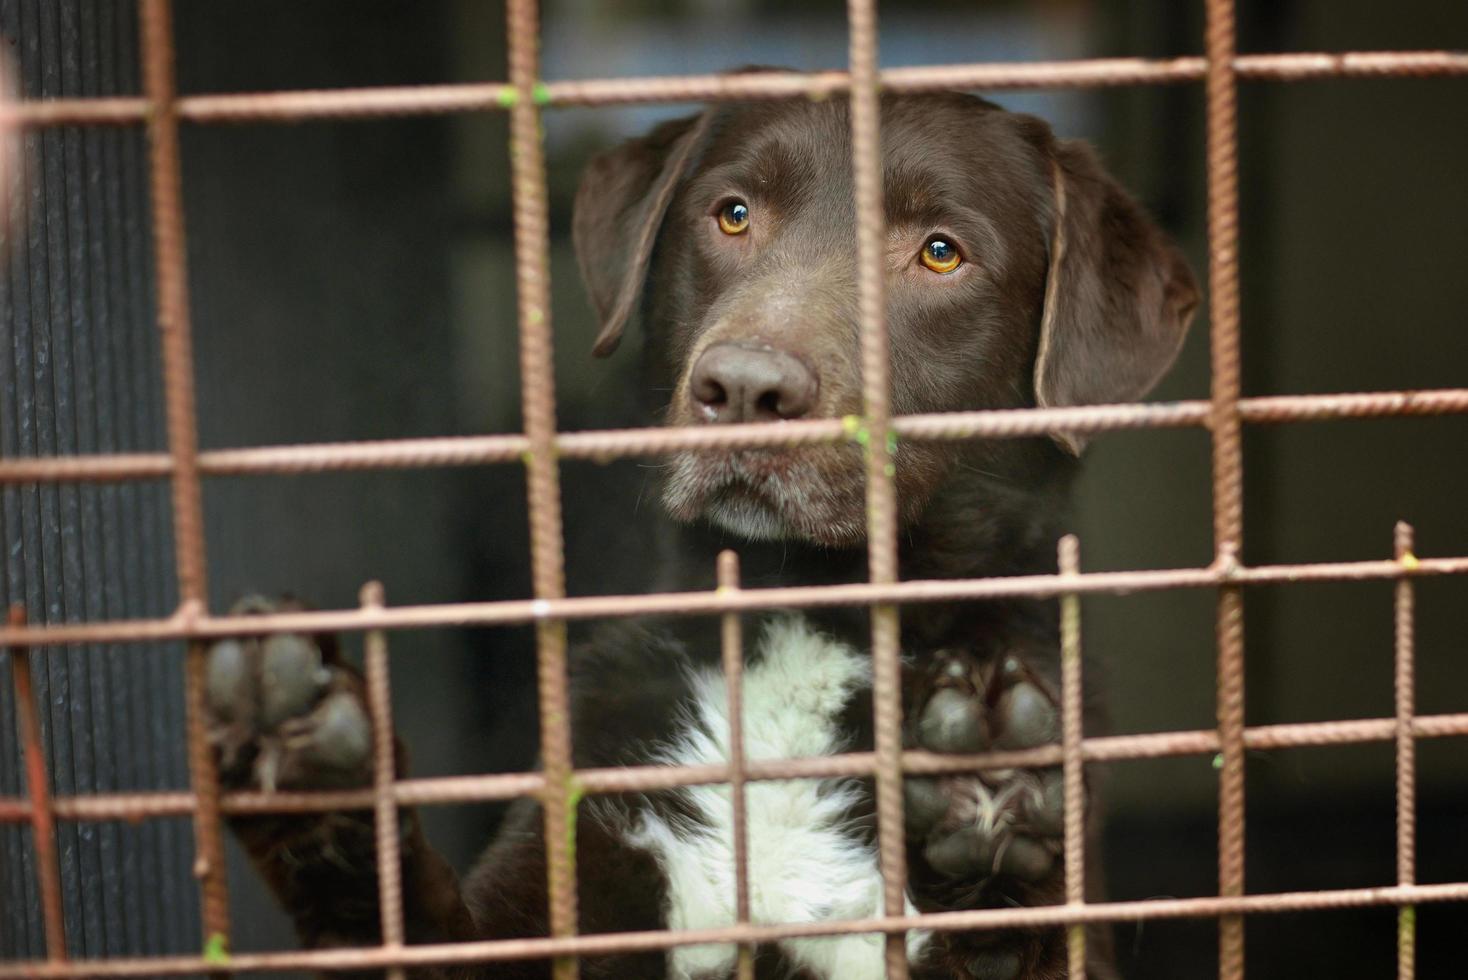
717, 200, 750, 235
920, 237, 962, 274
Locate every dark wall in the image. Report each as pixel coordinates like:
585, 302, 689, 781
0, 0, 193, 961
1079, 1, 1468, 974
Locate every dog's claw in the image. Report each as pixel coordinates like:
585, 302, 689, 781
906, 651, 1068, 886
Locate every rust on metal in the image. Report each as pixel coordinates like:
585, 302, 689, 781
1058, 538, 1087, 978
1394, 524, 1417, 979
1204, 0, 1247, 976
138, 0, 232, 953
504, 2, 579, 977
362, 583, 407, 979
4, 882, 1468, 979
9, 706, 1468, 827
6, 605, 68, 961
5, 389, 1468, 486
6, 386, 1468, 487
1, 556, 1468, 650
717, 552, 755, 980
3, 51, 1468, 129
845, 1, 910, 975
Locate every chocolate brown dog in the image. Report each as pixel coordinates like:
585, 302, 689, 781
208, 91, 1197, 979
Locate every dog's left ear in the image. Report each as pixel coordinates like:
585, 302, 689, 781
573, 111, 712, 357
1034, 139, 1200, 453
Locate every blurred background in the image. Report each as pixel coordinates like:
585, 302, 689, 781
1, 1, 1465, 976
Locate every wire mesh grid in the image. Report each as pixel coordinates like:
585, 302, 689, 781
0, 0, 1466, 977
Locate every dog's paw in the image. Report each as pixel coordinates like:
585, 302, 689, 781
905, 651, 1064, 888
206, 596, 371, 792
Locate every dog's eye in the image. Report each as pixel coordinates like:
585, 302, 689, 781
920, 237, 962, 274
717, 200, 750, 236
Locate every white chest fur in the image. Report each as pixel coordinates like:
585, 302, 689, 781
620, 616, 928, 979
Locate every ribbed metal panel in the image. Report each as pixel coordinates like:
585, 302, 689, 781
0, 0, 197, 959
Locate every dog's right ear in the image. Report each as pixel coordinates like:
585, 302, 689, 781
1032, 138, 1200, 454
573, 112, 712, 358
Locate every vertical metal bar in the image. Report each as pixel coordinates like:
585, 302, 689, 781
137, 0, 229, 953
1393, 522, 1416, 980
1058, 537, 1086, 980
1204, 0, 1247, 976
844, 2, 908, 977
361, 582, 406, 980
6, 605, 67, 961
716, 551, 754, 980
503, 3, 578, 977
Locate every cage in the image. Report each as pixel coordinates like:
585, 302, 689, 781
1, 1, 1467, 978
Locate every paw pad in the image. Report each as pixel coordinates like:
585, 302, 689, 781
966, 948, 1022, 980
205, 597, 371, 792
906, 651, 1067, 885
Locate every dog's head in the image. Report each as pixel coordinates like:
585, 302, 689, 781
573, 93, 1198, 549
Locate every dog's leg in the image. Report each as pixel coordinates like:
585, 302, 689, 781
903, 649, 1117, 980
454, 797, 676, 980
205, 597, 476, 971
449, 624, 710, 979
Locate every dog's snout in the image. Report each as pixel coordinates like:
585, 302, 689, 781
689, 341, 818, 423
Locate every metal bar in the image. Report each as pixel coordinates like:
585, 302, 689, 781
0, 453, 173, 483
7, 385, 1468, 486
4, 882, 1468, 978
4, 707, 1468, 825
1394, 524, 1417, 979
716, 552, 754, 980
3, 50, 1467, 127
845, 2, 908, 975
360, 583, 406, 980
136, 0, 229, 954
1058, 538, 1086, 978
1204, 1, 1248, 977
6, 606, 68, 961
503, 3, 578, 977
139, 0, 204, 608
0, 553, 1466, 649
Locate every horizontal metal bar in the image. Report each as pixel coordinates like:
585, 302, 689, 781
0, 451, 174, 483
3, 710, 1465, 825
1, 388, 1465, 485
0, 94, 153, 126
541, 50, 1468, 106
1, 881, 1466, 977
2, 51, 1465, 128
0, 554, 1463, 649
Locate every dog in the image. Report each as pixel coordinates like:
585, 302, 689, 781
206, 89, 1197, 979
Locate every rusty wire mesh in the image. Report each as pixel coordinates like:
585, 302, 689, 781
0, 0, 1466, 978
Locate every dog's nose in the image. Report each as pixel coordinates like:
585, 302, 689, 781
689, 342, 818, 423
